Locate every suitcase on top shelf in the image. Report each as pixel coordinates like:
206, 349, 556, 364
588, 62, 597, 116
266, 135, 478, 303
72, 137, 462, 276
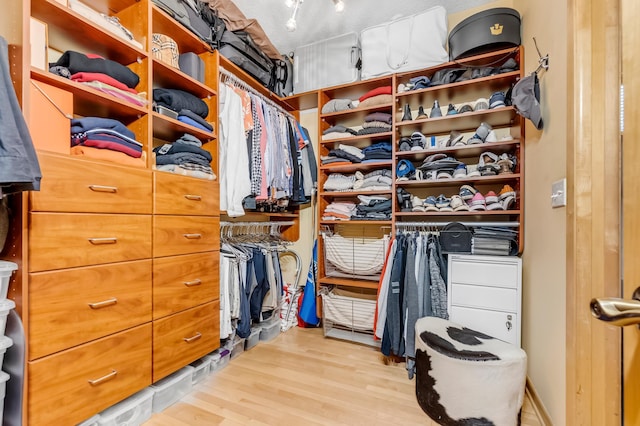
218, 30, 274, 88
293, 32, 361, 94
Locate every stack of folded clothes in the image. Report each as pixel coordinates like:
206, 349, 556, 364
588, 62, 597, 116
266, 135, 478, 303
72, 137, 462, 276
324, 144, 364, 164
323, 173, 356, 192
357, 112, 392, 136
70, 117, 145, 167
357, 86, 393, 108
153, 88, 212, 132
51, 51, 146, 107
353, 169, 393, 191
321, 98, 355, 114
362, 141, 392, 161
351, 194, 392, 220
322, 124, 358, 141
322, 201, 357, 221
154, 133, 216, 180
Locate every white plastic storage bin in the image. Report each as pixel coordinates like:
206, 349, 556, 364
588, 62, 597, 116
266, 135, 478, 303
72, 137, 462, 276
0, 261, 17, 300
0, 336, 13, 370
77, 414, 101, 426
97, 388, 153, 426
0, 299, 15, 336
230, 337, 245, 359
207, 349, 230, 374
150, 366, 193, 414
259, 317, 280, 342
189, 357, 212, 385
244, 326, 261, 350
0, 371, 9, 424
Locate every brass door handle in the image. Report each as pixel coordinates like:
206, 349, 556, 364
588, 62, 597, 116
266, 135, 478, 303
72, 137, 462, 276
591, 288, 640, 326
88, 369, 118, 386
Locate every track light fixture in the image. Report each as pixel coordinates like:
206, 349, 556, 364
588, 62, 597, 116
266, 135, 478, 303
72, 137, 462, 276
284, 0, 343, 32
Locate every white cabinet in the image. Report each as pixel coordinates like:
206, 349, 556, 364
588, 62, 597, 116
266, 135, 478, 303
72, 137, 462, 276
447, 254, 522, 347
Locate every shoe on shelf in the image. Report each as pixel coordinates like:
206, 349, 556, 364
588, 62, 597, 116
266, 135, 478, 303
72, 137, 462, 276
499, 184, 516, 200
424, 196, 439, 212
396, 187, 413, 211
453, 163, 467, 179
467, 122, 493, 144
469, 192, 486, 207
501, 195, 516, 210
487, 200, 505, 210
485, 191, 499, 204
435, 194, 450, 209
436, 170, 453, 180
411, 196, 426, 212
459, 184, 477, 200
458, 104, 473, 114
410, 132, 427, 151
401, 103, 413, 121
416, 105, 428, 119
466, 164, 481, 178
446, 103, 458, 116
398, 136, 412, 152
430, 100, 443, 118
474, 97, 489, 111
485, 130, 498, 143
489, 91, 506, 109
450, 195, 469, 211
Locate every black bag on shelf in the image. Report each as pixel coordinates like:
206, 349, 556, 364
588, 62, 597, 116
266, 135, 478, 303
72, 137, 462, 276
270, 53, 294, 98
152, 0, 216, 48
199, 2, 226, 47
218, 30, 274, 87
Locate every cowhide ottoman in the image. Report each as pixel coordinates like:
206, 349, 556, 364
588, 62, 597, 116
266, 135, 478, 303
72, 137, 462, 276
414, 317, 527, 426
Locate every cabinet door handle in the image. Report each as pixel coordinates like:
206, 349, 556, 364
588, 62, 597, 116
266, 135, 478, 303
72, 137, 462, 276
184, 194, 202, 201
184, 279, 202, 287
183, 233, 202, 239
183, 332, 202, 343
88, 237, 118, 245
88, 298, 118, 309
505, 321, 512, 331
88, 369, 118, 386
88, 185, 118, 193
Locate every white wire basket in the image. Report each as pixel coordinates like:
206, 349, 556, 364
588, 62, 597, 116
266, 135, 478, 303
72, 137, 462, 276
321, 288, 380, 347
321, 233, 389, 281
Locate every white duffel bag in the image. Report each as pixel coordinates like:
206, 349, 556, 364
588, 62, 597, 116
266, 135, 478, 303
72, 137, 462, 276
360, 6, 449, 80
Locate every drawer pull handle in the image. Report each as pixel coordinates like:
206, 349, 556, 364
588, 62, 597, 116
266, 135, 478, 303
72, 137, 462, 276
88, 237, 118, 245
88, 369, 118, 386
183, 332, 202, 343
88, 298, 118, 309
88, 185, 118, 193
183, 233, 202, 239
184, 279, 202, 287
184, 194, 202, 201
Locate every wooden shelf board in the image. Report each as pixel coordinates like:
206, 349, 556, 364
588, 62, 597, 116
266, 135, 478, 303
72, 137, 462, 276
320, 220, 392, 225
320, 190, 393, 197
321, 103, 394, 119
396, 71, 521, 101
152, 5, 212, 54
31, 67, 149, 118
395, 210, 521, 216
320, 132, 393, 146
320, 75, 394, 101
319, 277, 379, 289
395, 173, 521, 187
395, 140, 520, 161
152, 59, 216, 99
320, 161, 392, 173
220, 211, 298, 219
395, 107, 519, 135
32, 0, 147, 65
280, 91, 319, 110
152, 112, 215, 142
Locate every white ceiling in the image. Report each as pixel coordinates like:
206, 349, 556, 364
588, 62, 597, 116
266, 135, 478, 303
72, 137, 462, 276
230, 0, 497, 55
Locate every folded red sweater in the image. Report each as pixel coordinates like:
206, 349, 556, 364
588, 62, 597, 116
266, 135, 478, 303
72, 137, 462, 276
71, 72, 138, 94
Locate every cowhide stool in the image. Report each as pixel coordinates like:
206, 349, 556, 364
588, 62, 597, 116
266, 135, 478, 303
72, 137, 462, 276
414, 317, 527, 426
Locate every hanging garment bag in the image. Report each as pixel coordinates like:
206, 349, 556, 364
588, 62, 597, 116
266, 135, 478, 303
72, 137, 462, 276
360, 6, 449, 80
293, 32, 361, 94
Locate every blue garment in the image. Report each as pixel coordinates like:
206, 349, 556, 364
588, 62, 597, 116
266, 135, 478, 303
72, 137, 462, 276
71, 117, 136, 140
0, 37, 42, 194
177, 115, 212, 133
235, 259, 252, 339
249, 249, 269, 322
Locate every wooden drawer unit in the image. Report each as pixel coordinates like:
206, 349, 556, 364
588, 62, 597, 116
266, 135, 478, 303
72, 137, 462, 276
28, 324, 152, 426
154, 172, 219, 215
31, 153, 152, 214
29, 260, 152, 359
152, 301, 219, 381
29, 213, 152, 272
153, 215, 220, 258
153, 252, 219, 319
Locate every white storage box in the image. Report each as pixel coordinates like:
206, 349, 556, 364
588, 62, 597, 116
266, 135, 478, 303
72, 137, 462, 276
0, 336, 13, 371
259, 317, 280, 342
0, 261, 17, 299
0, 371, 9, 424
207, 349, 230, 374
230, 337, 245, 359
245, 326, 261, 350
189, 357, 212, 385
97, 388, 153, 426
77, 414, 101, 426
0, 299, 15, 336
150, 366, 193, 414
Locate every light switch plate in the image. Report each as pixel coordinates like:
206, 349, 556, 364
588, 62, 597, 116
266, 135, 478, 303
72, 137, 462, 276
551, 178, 567, 208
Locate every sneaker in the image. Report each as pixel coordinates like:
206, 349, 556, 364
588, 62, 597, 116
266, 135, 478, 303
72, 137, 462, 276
446, 130, 464, 147
410, 132, 427, 151
450, 195, 469, 211
501, 195, 516, 210
446, 103, 458, 115
499, 184, 516, 199
398, 137, 411, 152
487, 201, 505, 210
437, 170, 453, 180
498, 159, 514, 174
435, 194, 450, 209
396, 159, 415, 179
467, 122, 493, 144
430, 100, 442, 118
485, 191, 499, 204
453, 163, 467, 179
411, 196, 426, 212
458, 104, 473, 114
485, 130, 498, 143
460, 184, 478, 198
416, 105, 428, 120
396, 187, 412, 211
489, 91, 506, 109
466, 164, 481, 177
470, 192, 486, 207
424, 196, 439, 212
401, 103, 412, 121
474, 98, 489, 111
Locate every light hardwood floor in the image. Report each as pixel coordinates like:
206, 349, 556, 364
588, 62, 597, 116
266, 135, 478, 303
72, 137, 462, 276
145, 327, 542, 425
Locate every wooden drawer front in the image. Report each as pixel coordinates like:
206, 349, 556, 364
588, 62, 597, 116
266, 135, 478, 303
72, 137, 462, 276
153, 215, 219, 258
154, 172, 219, 215
29, 260, 152, 360
450, 306, 518, 346
450, 284, 518, 312
153, 301, 219, 381
29, 213, 152, 272
31, 153, 152, 214
28, 324, 152, 426
153, 252, 219, 319
450, 258, 519, 289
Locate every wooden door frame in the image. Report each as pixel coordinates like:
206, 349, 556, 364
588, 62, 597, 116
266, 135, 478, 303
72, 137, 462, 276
567, 0, 622, 424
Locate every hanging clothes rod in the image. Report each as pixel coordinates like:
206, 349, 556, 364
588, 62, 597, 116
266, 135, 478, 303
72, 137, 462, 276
219, 67, 296, 121
220, 221, 295, 227
395, 221, 520, 228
